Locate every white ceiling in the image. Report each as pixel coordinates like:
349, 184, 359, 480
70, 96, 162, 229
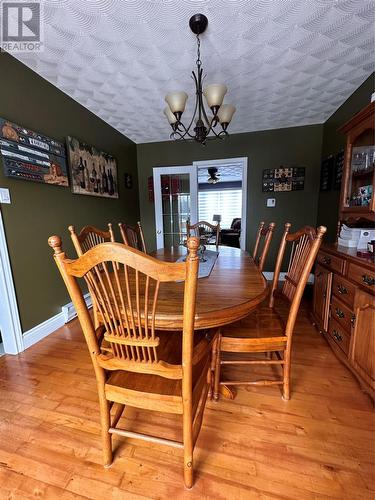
15, 0, 375, 144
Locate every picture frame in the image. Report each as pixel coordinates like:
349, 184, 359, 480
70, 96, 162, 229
66, 136, 119, 198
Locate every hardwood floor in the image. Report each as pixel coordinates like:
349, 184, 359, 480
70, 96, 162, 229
0, 304, 373, 499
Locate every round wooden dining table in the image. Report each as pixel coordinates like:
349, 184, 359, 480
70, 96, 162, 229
150, 245, 268, 331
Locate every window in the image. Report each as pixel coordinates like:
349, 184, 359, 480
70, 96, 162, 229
198, 189, 242, 228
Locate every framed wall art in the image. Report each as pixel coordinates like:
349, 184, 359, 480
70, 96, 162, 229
262, 166, 305, 192
0, 118, 68, 187
66, 136, 119, 198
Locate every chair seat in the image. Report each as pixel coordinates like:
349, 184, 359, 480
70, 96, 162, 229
220, 305, 287, 353
105, 330, 211, 414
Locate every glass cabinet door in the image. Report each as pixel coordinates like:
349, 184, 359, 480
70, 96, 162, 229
153, 166, 198, 249
345, 140, 374, 208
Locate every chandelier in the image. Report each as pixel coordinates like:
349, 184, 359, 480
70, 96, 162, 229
164, 14, 236, 145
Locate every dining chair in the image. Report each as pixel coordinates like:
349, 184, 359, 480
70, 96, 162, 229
252, 221, 276, 272
213, 223, 326, 401
187, 220, 220, 248
69, 223, 116, 329
48, 235, 217, 489
118, 221, 147, 253
68, 224, 115, 256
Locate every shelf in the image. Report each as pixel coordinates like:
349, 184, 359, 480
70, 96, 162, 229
351, 168, 374, 179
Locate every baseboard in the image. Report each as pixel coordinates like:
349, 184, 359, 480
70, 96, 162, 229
23, 312, 65, 349
263, 272, 314, 284
23, 293, 92, 350
62, 292, 92, 323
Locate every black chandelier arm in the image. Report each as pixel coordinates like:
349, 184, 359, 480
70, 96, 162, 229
173, 120, 196, 140
172, 74, 200, 140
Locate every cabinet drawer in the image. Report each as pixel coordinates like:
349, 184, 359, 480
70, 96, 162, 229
332, 275, 356, 308
348, 263, 375, 291
317, 251, 345, 274
330, 296, 354, 333
328, 318, 350, 355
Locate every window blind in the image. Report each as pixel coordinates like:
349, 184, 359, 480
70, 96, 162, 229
198, 189, 242, 228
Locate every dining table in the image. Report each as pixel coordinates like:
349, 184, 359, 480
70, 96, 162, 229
149, 245, 269, 331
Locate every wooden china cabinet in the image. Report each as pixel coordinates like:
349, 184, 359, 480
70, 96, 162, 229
312, 102, 375, 401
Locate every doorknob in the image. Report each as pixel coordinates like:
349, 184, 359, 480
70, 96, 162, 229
157, 230, 162, 234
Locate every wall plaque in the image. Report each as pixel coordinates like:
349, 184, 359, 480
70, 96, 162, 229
0, 118, 68, 187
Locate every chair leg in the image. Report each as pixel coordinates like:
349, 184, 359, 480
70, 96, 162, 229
209, 334, 218, 400
99, 395, 113, 467
213, 334, 222, 401
183, 411, 194, 489
282, 349, 291, 401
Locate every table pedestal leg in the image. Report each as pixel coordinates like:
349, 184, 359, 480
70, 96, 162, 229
214, 384, 237, 400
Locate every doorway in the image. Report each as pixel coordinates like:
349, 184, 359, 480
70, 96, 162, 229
194, 158, 247, 250
0, 208, 23, 354
153, 158, 247, 250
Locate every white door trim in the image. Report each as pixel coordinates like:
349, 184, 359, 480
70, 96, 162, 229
0, 209, 24, 354
153, 165, 198, 249
193, 157, 248, 251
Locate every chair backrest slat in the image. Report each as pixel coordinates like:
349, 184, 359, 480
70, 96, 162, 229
48, 237, 199, 378
269, 223, 326, 336
69, 224, 115, 257
119, 221, 147, 253
252, 222, 276, 272
187, 220, 220, 248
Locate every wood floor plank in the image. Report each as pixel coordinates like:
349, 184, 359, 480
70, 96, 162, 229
0, 304, 373, 499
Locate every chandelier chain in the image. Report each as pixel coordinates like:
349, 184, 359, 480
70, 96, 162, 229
196, 34, 202, 67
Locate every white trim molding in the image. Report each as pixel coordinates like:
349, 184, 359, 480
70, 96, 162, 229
23, 293, 92, 351
0, 209, 24, 354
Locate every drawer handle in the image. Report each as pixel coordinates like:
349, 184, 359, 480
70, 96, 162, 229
337, 284, 347, 295
335, 307, 345, 319
362, 274, 375, 286
333, 330, 343, 342
351, 314, 356, 327
322, 256, 331, 265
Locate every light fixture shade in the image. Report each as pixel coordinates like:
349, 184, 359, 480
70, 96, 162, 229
164, 106, 177, 125
217, 104, 236, 124
203, 84, 227, 109
165, 91, 188, 114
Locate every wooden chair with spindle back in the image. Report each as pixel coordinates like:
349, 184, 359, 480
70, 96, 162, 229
213, 223, 327, 401
48, 235, 217, 489
68, 224, 115, 256
252, 222, 276, 272
69, 224, 116, 328
187, 220, 220, 248
118, 221, 147, 253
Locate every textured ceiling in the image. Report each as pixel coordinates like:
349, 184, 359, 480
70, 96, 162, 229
15, 0, 375, 144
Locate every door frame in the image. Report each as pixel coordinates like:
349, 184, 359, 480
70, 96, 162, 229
193, 157, 248, 251
153, 165, 198, 249
0, 209, 24, 354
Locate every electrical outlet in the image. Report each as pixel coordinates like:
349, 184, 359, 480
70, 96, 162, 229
266, 198, 276, 207
0, 188, 11, 204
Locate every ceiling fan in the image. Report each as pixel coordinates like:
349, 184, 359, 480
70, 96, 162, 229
207, 167, 220, 184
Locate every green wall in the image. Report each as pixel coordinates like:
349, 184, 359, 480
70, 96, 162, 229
0, 54, 139, 331
137, 124, 324, 270
317, 73, 374, 241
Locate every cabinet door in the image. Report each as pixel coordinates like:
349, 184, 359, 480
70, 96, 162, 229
313, 264, 332, 332
350, 289, 375, 389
